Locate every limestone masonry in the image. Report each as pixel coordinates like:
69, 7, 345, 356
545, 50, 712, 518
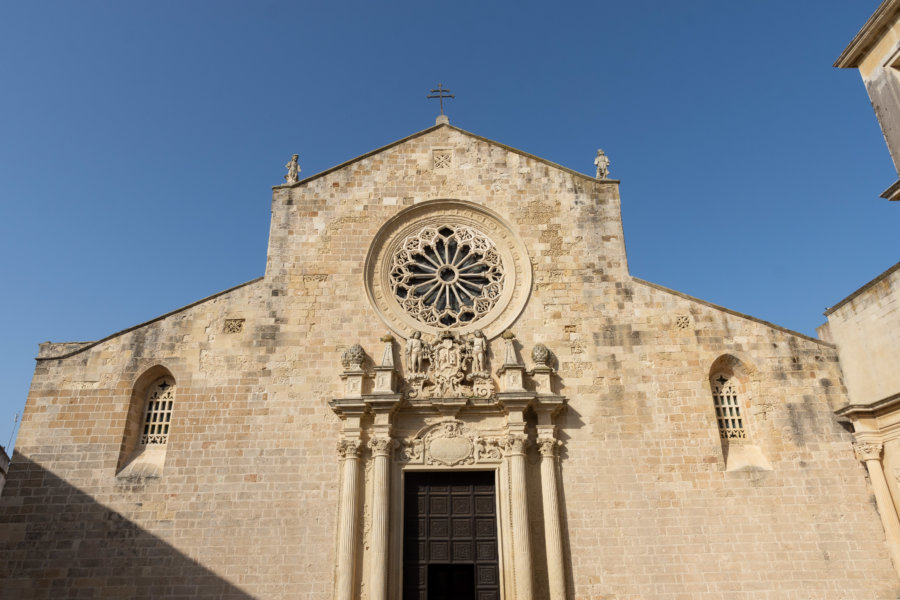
2, 121, 899, 599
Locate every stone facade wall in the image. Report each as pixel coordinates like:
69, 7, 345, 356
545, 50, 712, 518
820, 262, 900, 405
1, 125, 897, 599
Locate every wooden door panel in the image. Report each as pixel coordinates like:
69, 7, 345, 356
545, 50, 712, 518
402, 471, 499, 600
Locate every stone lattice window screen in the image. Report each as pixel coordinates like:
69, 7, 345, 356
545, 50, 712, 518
433, 150, 452, 169
141, 378, 174, 445
223, 318, 245, 333
389, 224, 504, 328
711, 374, 746, 440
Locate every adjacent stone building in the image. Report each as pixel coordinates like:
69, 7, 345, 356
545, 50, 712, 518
1, 117, 899, 599
835, 0, 900, 200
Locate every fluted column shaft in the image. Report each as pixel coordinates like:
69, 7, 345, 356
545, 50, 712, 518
506, 435, 533, 599
335, 440, 361, 600
856, 442, 900, 580
539, 438, 567, 600
368, 438, 394, 600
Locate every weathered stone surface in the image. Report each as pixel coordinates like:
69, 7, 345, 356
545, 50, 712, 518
0, 124, 896, 599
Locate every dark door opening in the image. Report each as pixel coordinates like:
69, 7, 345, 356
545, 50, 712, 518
427, 563, 474, 599
402, 470, 499, 600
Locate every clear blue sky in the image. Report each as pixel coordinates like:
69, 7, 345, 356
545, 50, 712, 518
0, 1, 895, 450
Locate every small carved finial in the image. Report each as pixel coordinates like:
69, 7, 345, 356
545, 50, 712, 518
594, 149, 610, 179
501, 331, 521, 367
532, 343, 550, 367
379, 335, 395, 369
284, 154, 301, 185
341, 344, 366, 370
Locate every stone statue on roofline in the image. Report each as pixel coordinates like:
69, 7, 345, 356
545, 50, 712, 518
594, 149, 610, 179
284, 154, 301, 185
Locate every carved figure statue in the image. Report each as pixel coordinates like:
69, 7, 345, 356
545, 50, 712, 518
406, 331, 426, 374
471, 330, 487, 373
594, 149, 610, 179
284, 154, 301, 184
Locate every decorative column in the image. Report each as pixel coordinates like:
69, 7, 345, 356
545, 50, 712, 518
538, 435, 566, 600
497, 331, 535, 599
329, 344, 369, 600
532, 343, 568, 600
367, 436, 395, 600
335, 438, 363, 600
505, 433, 534, 600
855, 441, 900, 579
366, 334, 402, 600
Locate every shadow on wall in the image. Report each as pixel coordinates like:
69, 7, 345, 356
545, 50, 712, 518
0, 454, 256, 600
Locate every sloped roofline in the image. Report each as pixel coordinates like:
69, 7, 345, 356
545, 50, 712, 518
275, 123, 619, 189
824, 260, 900, 316
35, 277, 264, 361
633, 277, 834, 347
835, 0, 900, 68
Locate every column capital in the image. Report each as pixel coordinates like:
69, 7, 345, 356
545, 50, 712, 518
503, 433, 530, 456
337, 439, 363, 459
537, 436, 561, 458
368, 437, 397, 458
854, 441, 884, 462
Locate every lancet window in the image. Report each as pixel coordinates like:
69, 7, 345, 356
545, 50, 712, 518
141, 377, 175, 445
711, 374, 745, 440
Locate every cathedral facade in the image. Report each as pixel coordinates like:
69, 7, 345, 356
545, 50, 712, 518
1, 121, 899, 599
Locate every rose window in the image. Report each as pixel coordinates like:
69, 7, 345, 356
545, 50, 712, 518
389, 225, 505, 328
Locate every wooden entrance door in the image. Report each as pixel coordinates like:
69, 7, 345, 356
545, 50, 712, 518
402, 471, 499, 600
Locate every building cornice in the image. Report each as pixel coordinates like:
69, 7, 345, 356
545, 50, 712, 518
835, 0, 900, 68
835, 391, 900, 418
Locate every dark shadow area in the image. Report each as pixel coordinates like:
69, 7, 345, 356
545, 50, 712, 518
0, 454, 256, 600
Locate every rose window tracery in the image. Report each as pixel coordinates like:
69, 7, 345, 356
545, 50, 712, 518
389, 225, 504, 328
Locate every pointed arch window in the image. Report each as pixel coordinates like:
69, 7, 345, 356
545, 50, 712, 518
116, 367, 176, 478
711, 373, 746, 440
141, 378, 174, 445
